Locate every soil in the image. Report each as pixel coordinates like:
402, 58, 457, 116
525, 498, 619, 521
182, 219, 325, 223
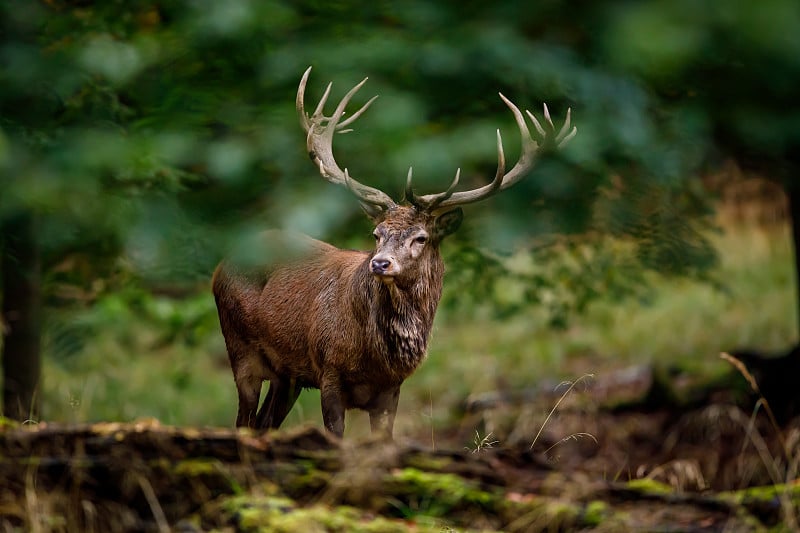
1, 363, 798, 532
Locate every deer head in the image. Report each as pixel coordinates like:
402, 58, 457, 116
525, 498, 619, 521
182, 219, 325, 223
296, 67, 577, 286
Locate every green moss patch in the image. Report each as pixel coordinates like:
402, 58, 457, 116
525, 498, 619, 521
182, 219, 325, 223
218, 494, 447, 533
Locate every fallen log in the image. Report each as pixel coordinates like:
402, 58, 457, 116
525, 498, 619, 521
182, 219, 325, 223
0, 419, 791, 532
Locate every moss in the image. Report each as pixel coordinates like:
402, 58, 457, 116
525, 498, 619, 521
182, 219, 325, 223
624, 478, 675, 496
219, 494, 445, 532
169, 457, 245, 494
719, 482, 800, 527
583, 500, 610, 526
721, 482, 800, 505
222, 494, 295, 530
386, 467, 496, 518
402, 453, 452, 472
0, 417, 18, 430
173, 457, 222, 477
282, 459, 333, 495
284, 505, 415, 532
548, 500, 581, 524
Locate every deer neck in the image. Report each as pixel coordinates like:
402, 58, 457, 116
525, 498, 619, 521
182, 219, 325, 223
355, 252, 445, 376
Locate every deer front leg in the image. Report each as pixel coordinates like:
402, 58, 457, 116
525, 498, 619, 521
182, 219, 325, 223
256, 378, 302, 429
320, 373, 345, 438
368, 386, 400, 438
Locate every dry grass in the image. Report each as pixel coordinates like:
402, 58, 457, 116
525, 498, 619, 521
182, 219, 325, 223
529, 373, 596, 451
719, 351, 799, 529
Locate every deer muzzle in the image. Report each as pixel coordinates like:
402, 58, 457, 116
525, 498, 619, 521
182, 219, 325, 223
370, 256, 394, 277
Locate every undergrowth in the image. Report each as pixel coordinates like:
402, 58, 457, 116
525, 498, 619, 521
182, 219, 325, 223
9, 220, 798, 531
37, 223, 795, 438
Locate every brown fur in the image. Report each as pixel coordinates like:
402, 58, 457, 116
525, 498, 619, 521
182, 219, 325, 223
212, 205, 462, 437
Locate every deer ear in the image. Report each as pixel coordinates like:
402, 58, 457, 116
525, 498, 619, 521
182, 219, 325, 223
433, 208, 463, 240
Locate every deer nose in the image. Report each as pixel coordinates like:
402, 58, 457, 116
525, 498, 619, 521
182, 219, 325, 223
371, 258, 391, 274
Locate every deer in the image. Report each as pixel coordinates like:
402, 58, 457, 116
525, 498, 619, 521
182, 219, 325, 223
212, 67, 577, 438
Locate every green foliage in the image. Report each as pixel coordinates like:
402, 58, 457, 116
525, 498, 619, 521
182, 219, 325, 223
443, 237, 654, 328
37, 225, 794, 429
7, 0, 782, 303
2, 0, 799, 422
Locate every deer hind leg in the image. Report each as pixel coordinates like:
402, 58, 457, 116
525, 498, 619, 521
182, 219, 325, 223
233, 371, 263, 428
256, 378, 302, 429
217, 308, 264, 428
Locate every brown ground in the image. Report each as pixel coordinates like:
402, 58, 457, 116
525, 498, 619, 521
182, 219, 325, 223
1, 363, 797, 532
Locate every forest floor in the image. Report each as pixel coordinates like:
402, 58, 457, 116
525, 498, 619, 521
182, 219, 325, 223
2, 360, 799, 532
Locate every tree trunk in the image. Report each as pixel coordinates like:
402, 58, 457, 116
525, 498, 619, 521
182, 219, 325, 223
730, 183, 800, 423
788, 184, 800, 339
1, 213, 42, 421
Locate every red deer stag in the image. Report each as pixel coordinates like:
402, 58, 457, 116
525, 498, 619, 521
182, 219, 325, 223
212, 67, 576, 438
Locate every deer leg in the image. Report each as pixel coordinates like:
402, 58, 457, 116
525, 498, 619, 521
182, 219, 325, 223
254, 382, 276, 429
368, 386, 400, 438
255, 378, 302, 429
266, 378, 302, 429
234, 373, 263, 428
320, 374, 345, 438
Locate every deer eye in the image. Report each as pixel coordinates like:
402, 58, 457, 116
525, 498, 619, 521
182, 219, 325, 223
414, 235, 427, 245
373, 232, 380, 241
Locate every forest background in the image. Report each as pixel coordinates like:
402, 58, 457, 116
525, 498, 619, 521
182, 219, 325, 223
1, 0, 798, 441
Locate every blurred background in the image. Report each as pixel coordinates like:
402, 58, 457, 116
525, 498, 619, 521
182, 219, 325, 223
0, 0, 797, 440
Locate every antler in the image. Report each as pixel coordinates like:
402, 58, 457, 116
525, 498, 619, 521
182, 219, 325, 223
407, 95, 577, 213
297, 67, 397, 213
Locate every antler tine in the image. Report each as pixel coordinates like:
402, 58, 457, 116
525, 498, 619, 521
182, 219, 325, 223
297, 66, 313, 130
339, 94, 378, 129
525, 109, 547, 138
404, 167, 414, 202
312, 82, 333, 120
297, 67, 396, 213
491, 129, 506, 192
462, 128, 506, 204
555, 107, 571, 139
407, 166, 463, 211
412, 94, 575, 213
501, 93, 533, 138
543, 102, 554, 130
555, 108, 578, 147
328, 76, 369, 130
558, 127, 578, 148
427, 168, 462, 210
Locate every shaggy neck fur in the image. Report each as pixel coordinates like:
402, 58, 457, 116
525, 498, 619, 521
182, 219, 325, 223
351, 250, 445, 381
